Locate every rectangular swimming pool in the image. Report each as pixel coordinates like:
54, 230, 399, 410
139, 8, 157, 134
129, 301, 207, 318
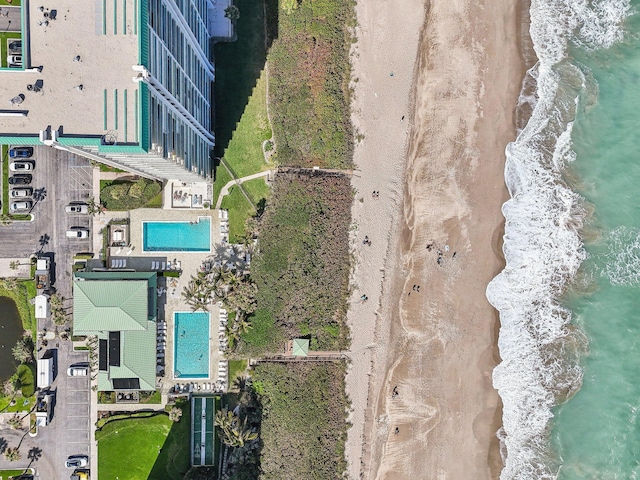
143, 217, 211, 252
173, 312, 210, 379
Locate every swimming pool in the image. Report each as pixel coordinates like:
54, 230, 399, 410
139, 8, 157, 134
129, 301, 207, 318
173, 312, 210, 378
143, 217, 211, 252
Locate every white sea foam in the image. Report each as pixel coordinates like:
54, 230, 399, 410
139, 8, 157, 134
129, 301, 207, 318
602, 226, 640, 286
487, 0, 632, 478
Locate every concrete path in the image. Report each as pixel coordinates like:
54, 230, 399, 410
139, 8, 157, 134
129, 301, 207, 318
215, 169, 274, 209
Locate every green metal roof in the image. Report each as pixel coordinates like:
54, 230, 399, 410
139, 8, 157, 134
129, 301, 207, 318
292, 339, 310, 357
74, 273, 158, 391
73, 279, 148, 333
110, 322, 157, 390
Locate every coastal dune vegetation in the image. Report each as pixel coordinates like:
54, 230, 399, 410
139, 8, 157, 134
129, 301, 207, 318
212, 0, 355, 478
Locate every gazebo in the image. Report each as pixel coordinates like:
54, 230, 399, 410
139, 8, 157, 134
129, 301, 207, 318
292, 338, 310, 357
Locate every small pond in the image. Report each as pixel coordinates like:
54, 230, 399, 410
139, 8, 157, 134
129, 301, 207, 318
0, 297, 24, 383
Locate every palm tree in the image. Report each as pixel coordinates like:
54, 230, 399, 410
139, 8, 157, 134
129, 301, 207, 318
215, 409, 258, 448
0, 375, 22, 414
12, 337, 34, 364
214, 409, 234, 434
4, 447, 21, 462
169, 406, 183, 422
7, 415, 23, 430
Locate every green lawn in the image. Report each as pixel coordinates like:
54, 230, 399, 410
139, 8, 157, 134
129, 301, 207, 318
2, 145, 8, 216
0, 469, 28, 479
220, 186, 255, 243
0, 32, 21, 69
213, 0, 270, 157
97, 409, 191, 480
228, 359, 248, 388
213, 0, 274, 233
242, 177, 270, 207
213, 70, 273, 235
218, 71, 272, 180
0, 394, 34, 413
212, 163, 232, 209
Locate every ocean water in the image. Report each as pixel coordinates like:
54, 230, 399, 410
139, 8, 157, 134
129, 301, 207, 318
486, 0, 639, 478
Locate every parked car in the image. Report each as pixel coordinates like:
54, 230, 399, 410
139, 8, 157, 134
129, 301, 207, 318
9, 161, 33, 172
9, 147, 33, 158
65, 455, 88, 469
8, 40, 22, 52
66, 227, 89, 239
67, 364, 89, 376
65, 203, 89, 214
10, 187, 33, 198
10, 201, 32, 212
7, 55, 22, 66
70, 469, 89, 480
8, 174, 32, 185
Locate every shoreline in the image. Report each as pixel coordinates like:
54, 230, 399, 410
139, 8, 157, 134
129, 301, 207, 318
346, 0, 530, 478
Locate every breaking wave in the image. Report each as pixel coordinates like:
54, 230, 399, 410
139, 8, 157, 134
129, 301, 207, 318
486, 0, 632, 478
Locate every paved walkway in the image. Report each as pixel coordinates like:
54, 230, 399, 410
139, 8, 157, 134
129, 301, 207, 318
215, 169, 274, 209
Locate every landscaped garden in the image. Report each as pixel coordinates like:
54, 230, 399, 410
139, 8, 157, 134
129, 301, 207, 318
99, 178, 163, 210
96, 405, 191, 480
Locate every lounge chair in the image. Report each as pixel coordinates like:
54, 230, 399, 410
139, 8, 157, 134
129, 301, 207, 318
110, 259, 116, 268
161, 262, 166, 270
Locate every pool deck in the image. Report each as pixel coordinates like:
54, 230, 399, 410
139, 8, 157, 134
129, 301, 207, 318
124, 209, 226, 387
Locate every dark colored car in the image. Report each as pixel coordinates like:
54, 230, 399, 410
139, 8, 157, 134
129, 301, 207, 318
8, 174, 32, 185
9, 147, 34, 158
8, 40, 22, 52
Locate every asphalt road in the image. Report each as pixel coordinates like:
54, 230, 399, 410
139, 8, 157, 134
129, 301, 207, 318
0, 146, 94, 479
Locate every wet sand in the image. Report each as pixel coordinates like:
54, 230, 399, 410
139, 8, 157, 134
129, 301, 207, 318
346, 0, 527, 478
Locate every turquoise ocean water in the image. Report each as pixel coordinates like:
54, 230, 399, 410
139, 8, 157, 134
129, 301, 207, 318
553, 7, 640, 479
486, 0, 639, 478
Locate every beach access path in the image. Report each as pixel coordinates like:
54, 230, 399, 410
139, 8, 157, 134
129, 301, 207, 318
346, 0, 526, 479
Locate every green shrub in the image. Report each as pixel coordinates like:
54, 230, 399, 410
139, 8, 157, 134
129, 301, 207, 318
101, 179, 162, 211
268, 0, 355, 168
253, 362, 349, 479
239, 174, 351, 355
17, 364, 34, 397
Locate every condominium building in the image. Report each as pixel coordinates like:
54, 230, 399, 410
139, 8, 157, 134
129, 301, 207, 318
0, 0, 231, 182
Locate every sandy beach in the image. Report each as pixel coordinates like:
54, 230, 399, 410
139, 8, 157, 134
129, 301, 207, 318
346, 0, 527, 478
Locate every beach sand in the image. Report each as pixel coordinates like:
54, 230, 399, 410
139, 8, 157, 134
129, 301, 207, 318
346, 0, 527, 478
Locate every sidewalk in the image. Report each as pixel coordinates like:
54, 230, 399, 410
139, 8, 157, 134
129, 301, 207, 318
215, 169, 274, 209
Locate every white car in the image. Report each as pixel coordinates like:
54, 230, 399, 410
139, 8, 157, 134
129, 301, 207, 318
67, 365, 89, 376
65, 455, 88, 468
9, 161, 33, 172
10, 201, 32, 212
66, 228, 89, 239
7, 54, 22, 66
10, 187, 33, 198
65, 203, 89, 214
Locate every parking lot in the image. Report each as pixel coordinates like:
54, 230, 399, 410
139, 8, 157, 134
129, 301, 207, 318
1, 146, 94, 300
33, 345, 91, 479
0, 146, 94, 478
